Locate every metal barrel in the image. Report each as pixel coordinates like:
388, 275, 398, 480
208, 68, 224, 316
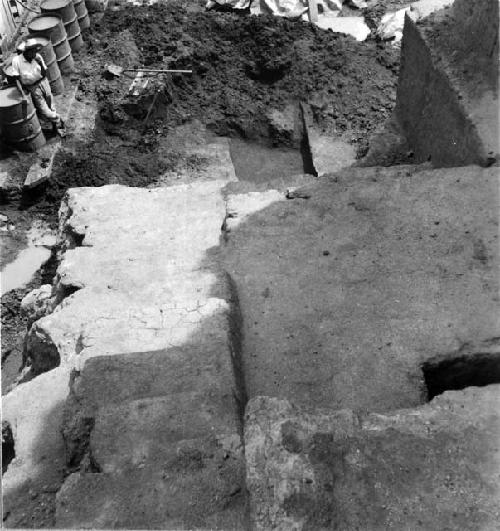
65, 15, 84, 52
32, 36, 65, 95
41, 0, 84, 53
73, 0, 90, 30
28, 15, 75, 73
0, 87, 46, 152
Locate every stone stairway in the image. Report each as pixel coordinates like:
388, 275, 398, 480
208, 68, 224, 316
49, 179, 248, 527
2, 135, 251, 529
4, 151, 500, 530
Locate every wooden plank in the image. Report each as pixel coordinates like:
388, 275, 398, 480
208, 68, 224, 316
308, 0, 319, 23
0, 0, 16, 35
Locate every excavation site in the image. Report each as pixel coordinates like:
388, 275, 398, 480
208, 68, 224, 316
1, 0, 499, 528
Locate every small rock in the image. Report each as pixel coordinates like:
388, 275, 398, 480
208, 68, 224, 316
103, 64, 123, 79
20, 285, 54, 326
286, 188, 311, 200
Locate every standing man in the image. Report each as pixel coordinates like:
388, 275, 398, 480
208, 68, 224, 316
10, 38, 66, 137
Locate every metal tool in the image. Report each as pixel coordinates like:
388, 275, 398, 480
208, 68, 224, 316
105, 64, 193, 78
123, 68, 193, 74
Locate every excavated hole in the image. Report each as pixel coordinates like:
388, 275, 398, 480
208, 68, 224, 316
422, 353, 500, 400
2, 421, 15, 474
229, 137, 314, 184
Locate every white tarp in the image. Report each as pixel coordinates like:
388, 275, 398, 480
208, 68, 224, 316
376, 0, 454, 43
207, 0, 356, 17
376, 7, 418, 42
205, 0, 371, 40
250, 0, 308, 17
206, 0, 252, 9
314, 16, 371, 41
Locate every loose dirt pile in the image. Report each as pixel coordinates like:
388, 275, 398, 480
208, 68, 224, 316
96, 5, 399, 141
37, 3, 399, 210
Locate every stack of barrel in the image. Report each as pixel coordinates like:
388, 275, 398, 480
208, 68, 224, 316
0, 0, 91, 151
27, 0, 91, 71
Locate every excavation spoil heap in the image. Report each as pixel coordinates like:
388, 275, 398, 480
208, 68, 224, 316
38, 2, 399, 209
94, 5, 398, 145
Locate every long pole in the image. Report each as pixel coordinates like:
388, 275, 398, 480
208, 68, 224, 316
124, 69, 193, 74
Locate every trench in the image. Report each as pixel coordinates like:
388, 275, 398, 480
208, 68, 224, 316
229, 137, 314, 184
2, 421, 15, 474
423, 353, 500, 400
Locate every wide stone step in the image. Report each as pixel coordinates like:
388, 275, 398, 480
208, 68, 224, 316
69, 340, 241, 410
26, 181, 233, 371
56, 442, 247, 530
90, 393, 240, 473
61, 309, 245, 471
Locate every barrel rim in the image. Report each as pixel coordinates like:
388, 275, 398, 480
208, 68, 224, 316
28, 12, 62, 27
67, 31, 83, 42
40, 0, 71, 10
64, 14, 78, 25
55, 50, 72, 60
9, 127, 45, 145
51, 36, 69, 47
0, 87, 33, 108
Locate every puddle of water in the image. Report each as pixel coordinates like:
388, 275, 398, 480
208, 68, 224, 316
1, 247, 52, 296
0, 222, 56, 296
229, 138, 312, 184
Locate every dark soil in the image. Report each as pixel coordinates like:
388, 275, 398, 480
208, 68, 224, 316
2, 283, 33, 394
419, 3, 499, 98
97, 5, 399, 142
26, 3, 399, 212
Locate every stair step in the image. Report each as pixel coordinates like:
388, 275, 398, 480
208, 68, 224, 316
91, 393, 240, 473
57, 440, 247, 529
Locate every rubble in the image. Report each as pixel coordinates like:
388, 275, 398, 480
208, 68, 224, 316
245, 387, 500, 530
20, 284, 54, 327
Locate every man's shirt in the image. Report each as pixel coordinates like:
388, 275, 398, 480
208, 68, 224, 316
10, 53, 46, 86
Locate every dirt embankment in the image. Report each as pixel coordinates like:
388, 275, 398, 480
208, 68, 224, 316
97, 5, 399, 141
32, 4, 399, 210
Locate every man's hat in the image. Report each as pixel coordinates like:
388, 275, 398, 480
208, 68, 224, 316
17, 38, 42, 53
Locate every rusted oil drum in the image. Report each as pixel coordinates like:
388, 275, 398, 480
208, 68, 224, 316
28, 15, 75, 73
0, 87, 46, 151
41, 0, 84, 53
31, 36, 65, 95
73, 0, 90, 30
